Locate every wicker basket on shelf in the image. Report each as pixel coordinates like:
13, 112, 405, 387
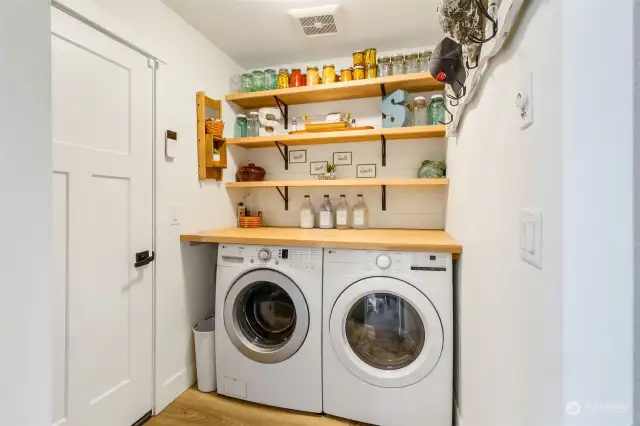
239, 212, 262, 228
205, 119, 224, 137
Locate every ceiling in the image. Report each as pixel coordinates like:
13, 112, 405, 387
161, 0, 444, 69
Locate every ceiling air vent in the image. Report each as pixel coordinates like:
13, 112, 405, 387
289, 5, 340, 37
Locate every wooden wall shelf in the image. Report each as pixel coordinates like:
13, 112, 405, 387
226, 178, 448, 188
225, 73, 444, 109
197, 92, 227, 181
226, 125, 446, 148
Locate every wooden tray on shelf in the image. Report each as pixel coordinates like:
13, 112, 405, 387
289, 125, 374, 135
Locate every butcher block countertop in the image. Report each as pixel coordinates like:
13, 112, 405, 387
180, 227, 462, 255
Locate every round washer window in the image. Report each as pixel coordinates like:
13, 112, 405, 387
236, 282, 296, 349
345, 292, 425, 370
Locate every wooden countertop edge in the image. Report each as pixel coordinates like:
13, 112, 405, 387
180, 229, 462, 255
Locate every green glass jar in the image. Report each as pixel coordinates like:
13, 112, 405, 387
428, 95, 445, 125
240, 73, 253, 93
251, 70, 265, 92
234, 114, 247, 138
264, 69, 277, 90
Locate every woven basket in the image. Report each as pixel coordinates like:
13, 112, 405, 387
239, 215, 262, 228
205, 120, 224, 137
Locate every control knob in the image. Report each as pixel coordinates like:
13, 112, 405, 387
258, 248, 271, 262
376, 254, 392, 270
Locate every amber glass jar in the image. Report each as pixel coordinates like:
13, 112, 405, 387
366, 64, 378, 79
340, 68, 353, 82
307, 66, 320, 85
352, 51, 365, 67
353, 65, 365, 80
290, 68, 303, 87
365, 48, 377, 66
277, 68, 289, 89
322, 64, 336, 84
302, 73, 307, 86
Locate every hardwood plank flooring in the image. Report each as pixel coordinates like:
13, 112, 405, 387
147, 388, 368, 426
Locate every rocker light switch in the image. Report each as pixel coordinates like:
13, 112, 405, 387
520, 208, 542, 268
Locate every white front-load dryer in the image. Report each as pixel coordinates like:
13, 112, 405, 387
323, 249, 453, 426
216, 244, 322, 413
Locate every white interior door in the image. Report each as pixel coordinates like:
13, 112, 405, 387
51, 7, 153, 426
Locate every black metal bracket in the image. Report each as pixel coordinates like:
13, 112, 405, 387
275, 141, 289, 170
381, 185, 387, 211
276, 186, 289, 210
381, 135, 387, 167
274, 96, 289, 130
380, 84, 387, 98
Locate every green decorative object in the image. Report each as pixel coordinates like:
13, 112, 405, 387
417, 160, 446, 178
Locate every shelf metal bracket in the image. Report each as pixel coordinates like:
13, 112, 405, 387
273, 96, 289, 130
380, 83, 387, 98
275, 141, 289, 170
381, 135, 387, 167
381, 185, 387, 211
276, 186, 289, 211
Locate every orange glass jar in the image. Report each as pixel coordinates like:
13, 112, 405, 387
365, 48, 377, 66
322, 64, 336, 84
353, 65, 365, 80
301, 73, 307, 86
353, 51, 365, 67
366, 64, 378, 79
289, 68, 303, 87
306, 66, 320, 85
340, 68, 353, 82
277, 68, 289, 89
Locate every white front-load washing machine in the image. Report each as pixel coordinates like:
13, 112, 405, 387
323, 249, 453, 426
216, 244, 322, 413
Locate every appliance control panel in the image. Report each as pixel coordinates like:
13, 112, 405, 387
325, 249, 450, 274
218, 244, 321, 271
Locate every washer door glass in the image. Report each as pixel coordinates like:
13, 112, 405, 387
224, 269, 309, 364
330, 277, 444, 388
346, 293, 425, 370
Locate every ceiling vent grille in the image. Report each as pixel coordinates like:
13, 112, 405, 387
298, 15, 338, 37
289, 5, 340, 37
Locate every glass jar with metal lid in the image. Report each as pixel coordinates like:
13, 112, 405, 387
419, 51, 432, 73
277, 68, 289, 89
322, 64, 336, 84
264, 69, 277, 90
289, 68, 303, 87
365, 48, 377, 66
352, 51, 365, 67
234, 114, 247, 138
391, 54, 405, 76
405, 53, 420, 74
353, 65, 365, 80
240, 73, 253, 92
340, 67, 353, 82
377, 56, 391, 77
366, 64, 377, 79
307, 66, 320, 85
413, 96, 428, 126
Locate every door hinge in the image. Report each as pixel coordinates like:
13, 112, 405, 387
134, 250, 155, 268
147, 58, 159, 70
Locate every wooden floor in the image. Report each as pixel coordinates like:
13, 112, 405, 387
147, 388, 367, 426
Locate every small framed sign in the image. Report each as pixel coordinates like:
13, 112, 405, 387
333, 151, 352, 166
357, 164, 377, 178
310, 161, 328, 175
289, 150, 307, 164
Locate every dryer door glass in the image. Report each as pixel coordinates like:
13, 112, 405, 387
345, 293, 425, 370
237, 282, 296, 349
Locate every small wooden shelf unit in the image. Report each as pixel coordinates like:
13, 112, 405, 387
197, 92, 227, 181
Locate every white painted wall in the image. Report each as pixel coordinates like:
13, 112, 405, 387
55, 0, 244, 413
446, 1, 564, 425
562, 1, 634, 425
239, 48, 447, 229
0, 1, 53, 425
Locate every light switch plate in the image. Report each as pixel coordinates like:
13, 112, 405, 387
519, 208, 542, 268
171, 205, 181, 226
516, 73, 534, 130
166, 130, 178, 159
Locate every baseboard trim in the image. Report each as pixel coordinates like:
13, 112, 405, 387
155, 365, 195, 414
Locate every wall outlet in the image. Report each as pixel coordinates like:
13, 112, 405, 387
516, 73, 534, 129
519, 208, 542, 268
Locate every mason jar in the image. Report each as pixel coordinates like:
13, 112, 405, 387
251, 70, 265, 92
391, 54, 405, 75
377, 56, 391, 77
428, 95, 446, 125
405, 53, 420, 74
240, 73, 253, 92
413, 96, 428, 126
419, 50, 432, 73
264, 69, 277, 90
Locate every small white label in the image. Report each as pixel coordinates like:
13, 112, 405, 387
353, 210, 365, 226
300, 211, 314, 228
319, 211, 333, 228
337, 211, 348, 226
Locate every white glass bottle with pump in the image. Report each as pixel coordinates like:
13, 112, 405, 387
336, 194, 350, 229
352, 194, 369, 229
319, 195, 334, 229
300, 195, 315, 229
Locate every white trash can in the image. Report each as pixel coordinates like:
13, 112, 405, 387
193, 315, 216, 392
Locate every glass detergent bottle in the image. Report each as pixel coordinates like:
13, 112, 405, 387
352, 194, 369, 230
336, 195, 350, 229
319, 195, 334, 229
300, 195, 315, 229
